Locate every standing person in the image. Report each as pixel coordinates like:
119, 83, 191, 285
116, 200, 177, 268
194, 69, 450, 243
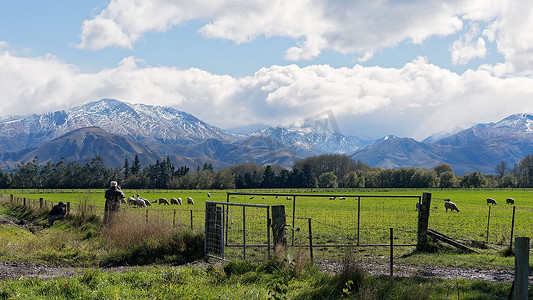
47, 201, 67, 226
103, 181, 125, 225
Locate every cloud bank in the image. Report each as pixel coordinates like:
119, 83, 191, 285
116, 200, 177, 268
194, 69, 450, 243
77, 0, 533, 74
2, 45, 533, 140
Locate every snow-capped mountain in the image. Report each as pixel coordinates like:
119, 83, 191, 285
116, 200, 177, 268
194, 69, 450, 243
1, 98, 533, 174
435, 113, 533, 147
250, 125, 373, 155
352, 113, 533, 174
0, 99, 240, 151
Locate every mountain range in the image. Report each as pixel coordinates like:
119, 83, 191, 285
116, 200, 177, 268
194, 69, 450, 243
0, 98, 531, 175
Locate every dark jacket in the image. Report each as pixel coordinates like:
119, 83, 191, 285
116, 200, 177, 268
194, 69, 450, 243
105, 188, 125, 202
48, 205, 66, 216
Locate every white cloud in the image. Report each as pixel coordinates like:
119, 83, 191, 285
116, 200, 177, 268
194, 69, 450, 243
3, 46, 533, 140
76, 0, 533, 74
76, 0, 499, 62
450, 23, 487, 65
489, 1, 533, 74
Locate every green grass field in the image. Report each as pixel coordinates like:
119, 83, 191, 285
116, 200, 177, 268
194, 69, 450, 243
1, 188, 533, 299
4, 188, 533, 263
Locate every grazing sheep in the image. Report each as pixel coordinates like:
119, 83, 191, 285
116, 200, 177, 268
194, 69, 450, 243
128, 196, 146, 207
187, 197, 194, 205
230, 196, 237, 199
275, 196, 279, 199
170, 197, 182, 205
506, 198, 515, 205
329, 197, 336, 200
158, 198, 170, 205
137, 199, 147, 208
131, 196, 146, 208
142, 199, 151, 206
249, 196, 254, 199
207, 192, 211, 197
262, 197, 266, 199
486, 198, 497, 205
340, 197, 346, 200
286, 196, 292, 200
444, 201, 460, 212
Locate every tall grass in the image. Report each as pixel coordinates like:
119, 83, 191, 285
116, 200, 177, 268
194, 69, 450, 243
0, 195, 205, 266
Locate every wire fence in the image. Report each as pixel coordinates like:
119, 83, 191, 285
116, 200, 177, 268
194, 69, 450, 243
1, 194, 206, 231
3, 192, 533, 297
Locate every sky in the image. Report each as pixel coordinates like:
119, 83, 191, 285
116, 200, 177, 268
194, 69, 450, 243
1, 0, 533, 141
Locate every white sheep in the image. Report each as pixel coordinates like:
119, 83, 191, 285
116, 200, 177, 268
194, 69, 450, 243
158, 198, 170, 205
187, 197, 194, 205
170, 198, 180, 205
207, 192, 211, 197
249, 196, 254, 199
340, 197, 347, 200
286, 196, 292, 200
329, 197, 336, 200
143, 199, 151, 206
444, 201, 459, 212
506, 197, 515, 205
128, 196, 146, 207
486, 198, 497, 205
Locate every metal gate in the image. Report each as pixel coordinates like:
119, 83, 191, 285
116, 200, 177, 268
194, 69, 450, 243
204, 201, 271, 260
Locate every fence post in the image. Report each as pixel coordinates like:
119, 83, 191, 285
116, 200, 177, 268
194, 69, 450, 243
416, 193, 431, 251
356, 196, 360, 246
190, 210, 193, 230
39, 198, 43, 209
308, 218, 313, 262
514, 237, 529, 300
390, 228, 394, 284
173, 209, 176, 227
10, 194, 13, 203
243, 206, 246, 260
267, 206, 271, 259
145, 209, 149, 223
23, 197, 26, 207
291, 196, 296, 246
67, 202, 70, 214
509, 206, 516, 251
486, 205, 491, 244
272, 205, 287, 250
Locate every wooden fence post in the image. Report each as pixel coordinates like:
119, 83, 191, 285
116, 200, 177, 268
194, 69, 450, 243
173, 209, 176, 227
509, 206, 516, 251
66, 202, 70, 214
390, 227, 394, 284
308, 218, 313, 262
190, 210, 193, 230
272, 205, 286, 249
39, 198, 43, 209
486, 205, 491, 244
417, 193, 431, 251
23, 197, 26, 207
514, 237, 529, 300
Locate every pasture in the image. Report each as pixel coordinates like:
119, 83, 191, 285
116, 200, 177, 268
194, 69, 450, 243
5, 188, 533, 263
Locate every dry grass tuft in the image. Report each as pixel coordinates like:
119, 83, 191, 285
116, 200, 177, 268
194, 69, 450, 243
102, 209, 175, 249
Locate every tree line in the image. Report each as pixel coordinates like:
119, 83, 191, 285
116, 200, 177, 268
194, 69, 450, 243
0, 153, 531, 189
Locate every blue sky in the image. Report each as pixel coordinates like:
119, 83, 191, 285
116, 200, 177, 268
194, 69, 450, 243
1, 0, 533, 140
